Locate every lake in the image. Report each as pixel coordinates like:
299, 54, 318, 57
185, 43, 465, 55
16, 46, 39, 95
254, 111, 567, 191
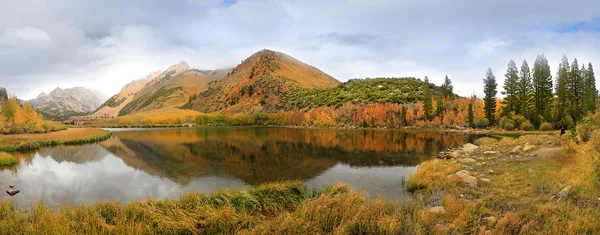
0, 127, 482, 209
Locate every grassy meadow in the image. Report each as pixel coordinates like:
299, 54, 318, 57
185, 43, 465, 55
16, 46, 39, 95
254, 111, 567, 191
0, 128, 112, 152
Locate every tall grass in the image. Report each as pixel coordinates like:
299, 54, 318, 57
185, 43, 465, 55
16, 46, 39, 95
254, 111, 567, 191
0, 129, 112, 152
0, 152, 17, 166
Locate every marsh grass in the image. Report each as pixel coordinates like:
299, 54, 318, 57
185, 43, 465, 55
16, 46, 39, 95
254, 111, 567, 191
0, 152, 17, 166
0, 128, 111, 152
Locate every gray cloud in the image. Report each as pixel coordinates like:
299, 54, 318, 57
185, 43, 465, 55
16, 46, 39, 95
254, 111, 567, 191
1, 0, 600, 99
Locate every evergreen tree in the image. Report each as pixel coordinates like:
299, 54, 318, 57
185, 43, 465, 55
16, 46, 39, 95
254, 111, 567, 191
583, 62, 598, 114
0, 87, 7, 101
555, 55, 569, 121
468, 102, 474, 128
441, 75, 453, 98
517, 60, 533, 117
501, 60, 519, 116
483, 68, 498, 125
422, 76, 433, 121
566, 59, 584, 121
532, 54, 553, 122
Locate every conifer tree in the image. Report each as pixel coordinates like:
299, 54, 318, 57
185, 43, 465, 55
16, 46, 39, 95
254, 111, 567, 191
422, 77, 433, 121
517, 60, 533, 117
555, 55, 569, 121
441, 75, 454, 98
468, 102, 474, 127
583, 62, 598, 114
532, 54, 553, 122
566, 59, 584, 121
483, 68, 498, 125
501, 60, 519, 116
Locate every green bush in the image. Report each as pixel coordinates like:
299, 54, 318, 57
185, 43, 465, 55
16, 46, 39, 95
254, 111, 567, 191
539, 122, 553, 131
576, 123, 595, 142
472, 116, 489, 129
520, 120, 533, 131
499, 117, 515, 131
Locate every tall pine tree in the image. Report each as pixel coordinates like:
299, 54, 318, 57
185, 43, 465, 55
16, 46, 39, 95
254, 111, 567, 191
441, 75, 454, 98
532, 54, 553, 122
422, 76, 433, 121
502, 60, 519, 116
583, 62, 598, 115
555, 55, 569, 122
483, 68, 498, 125
517, 60, 533, 118
566, 59, 584, 121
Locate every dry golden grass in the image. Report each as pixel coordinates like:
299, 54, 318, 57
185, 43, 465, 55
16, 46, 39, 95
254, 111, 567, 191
91, 108, 201, 126
406, 134, 600, 234
0, 128, 111, 152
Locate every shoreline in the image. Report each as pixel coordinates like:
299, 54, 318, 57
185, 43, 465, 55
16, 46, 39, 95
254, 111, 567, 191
0, 128, 112, 152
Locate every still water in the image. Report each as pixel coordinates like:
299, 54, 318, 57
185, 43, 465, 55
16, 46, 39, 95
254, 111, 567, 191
0, 127, 482, 209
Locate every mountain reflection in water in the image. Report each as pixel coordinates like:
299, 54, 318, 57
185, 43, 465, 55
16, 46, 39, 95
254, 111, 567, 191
0, 127, 481, 208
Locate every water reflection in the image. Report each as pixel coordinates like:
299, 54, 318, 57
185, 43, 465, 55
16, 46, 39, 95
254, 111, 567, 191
0, 127, 481, 208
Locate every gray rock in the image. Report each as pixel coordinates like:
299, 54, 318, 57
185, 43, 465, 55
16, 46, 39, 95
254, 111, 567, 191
462, 143, 479, 153
459, 158, 476, 163
551, 186, 571, 201
449, 151, 461, 158
6, 189, 19, 196
523, 145, 536, 152
447, 170, 478, 187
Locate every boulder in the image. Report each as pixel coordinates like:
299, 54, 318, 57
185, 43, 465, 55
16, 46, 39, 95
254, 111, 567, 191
459, 158, 476, 163
462, 143, 479, 153
523, 145, 536, 152
551, 186, 571, 201
449, 151, 461, 158
6, 189, 19, 196
447, 170, 478, 187
511, 146, 521, 153
428, 206, 446, 214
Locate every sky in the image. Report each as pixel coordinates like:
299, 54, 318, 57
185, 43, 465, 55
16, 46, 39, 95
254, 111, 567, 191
1, 0, 600, 100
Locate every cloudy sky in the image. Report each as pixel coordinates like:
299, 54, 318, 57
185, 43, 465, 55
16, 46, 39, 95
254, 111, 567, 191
1, 0, 600, 100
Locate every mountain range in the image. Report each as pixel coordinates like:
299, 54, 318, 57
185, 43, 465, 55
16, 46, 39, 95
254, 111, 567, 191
27, 87, 107, 121
40, 49, 430, 122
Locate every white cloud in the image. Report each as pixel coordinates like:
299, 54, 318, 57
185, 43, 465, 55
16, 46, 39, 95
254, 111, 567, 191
1, 0, 600, 99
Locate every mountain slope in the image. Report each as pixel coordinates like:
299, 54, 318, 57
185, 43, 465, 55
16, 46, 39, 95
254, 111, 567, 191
91, 62, 231, 118
183, 49, 340, 114
28, 87, 107, 121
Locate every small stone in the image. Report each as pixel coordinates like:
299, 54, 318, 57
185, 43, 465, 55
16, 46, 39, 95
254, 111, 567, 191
459, 158, 477, 163
597, 197, 600, 201
462, 143, 479, 153
528, 169, 536, 174
484, 151, 499, 155
488, 170, 495, 174
447, 170, 478, 187
449, 151, 460, 158
459, 194, 464, 198
480, 178, 491, 182
483, 216, 497, 223
428, 206, 446, 214
555, 186, 571, 200
511, 146, 521, 153
6, 189, 19, 196
523, 145, 536, 152
8, 185, 14, 188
